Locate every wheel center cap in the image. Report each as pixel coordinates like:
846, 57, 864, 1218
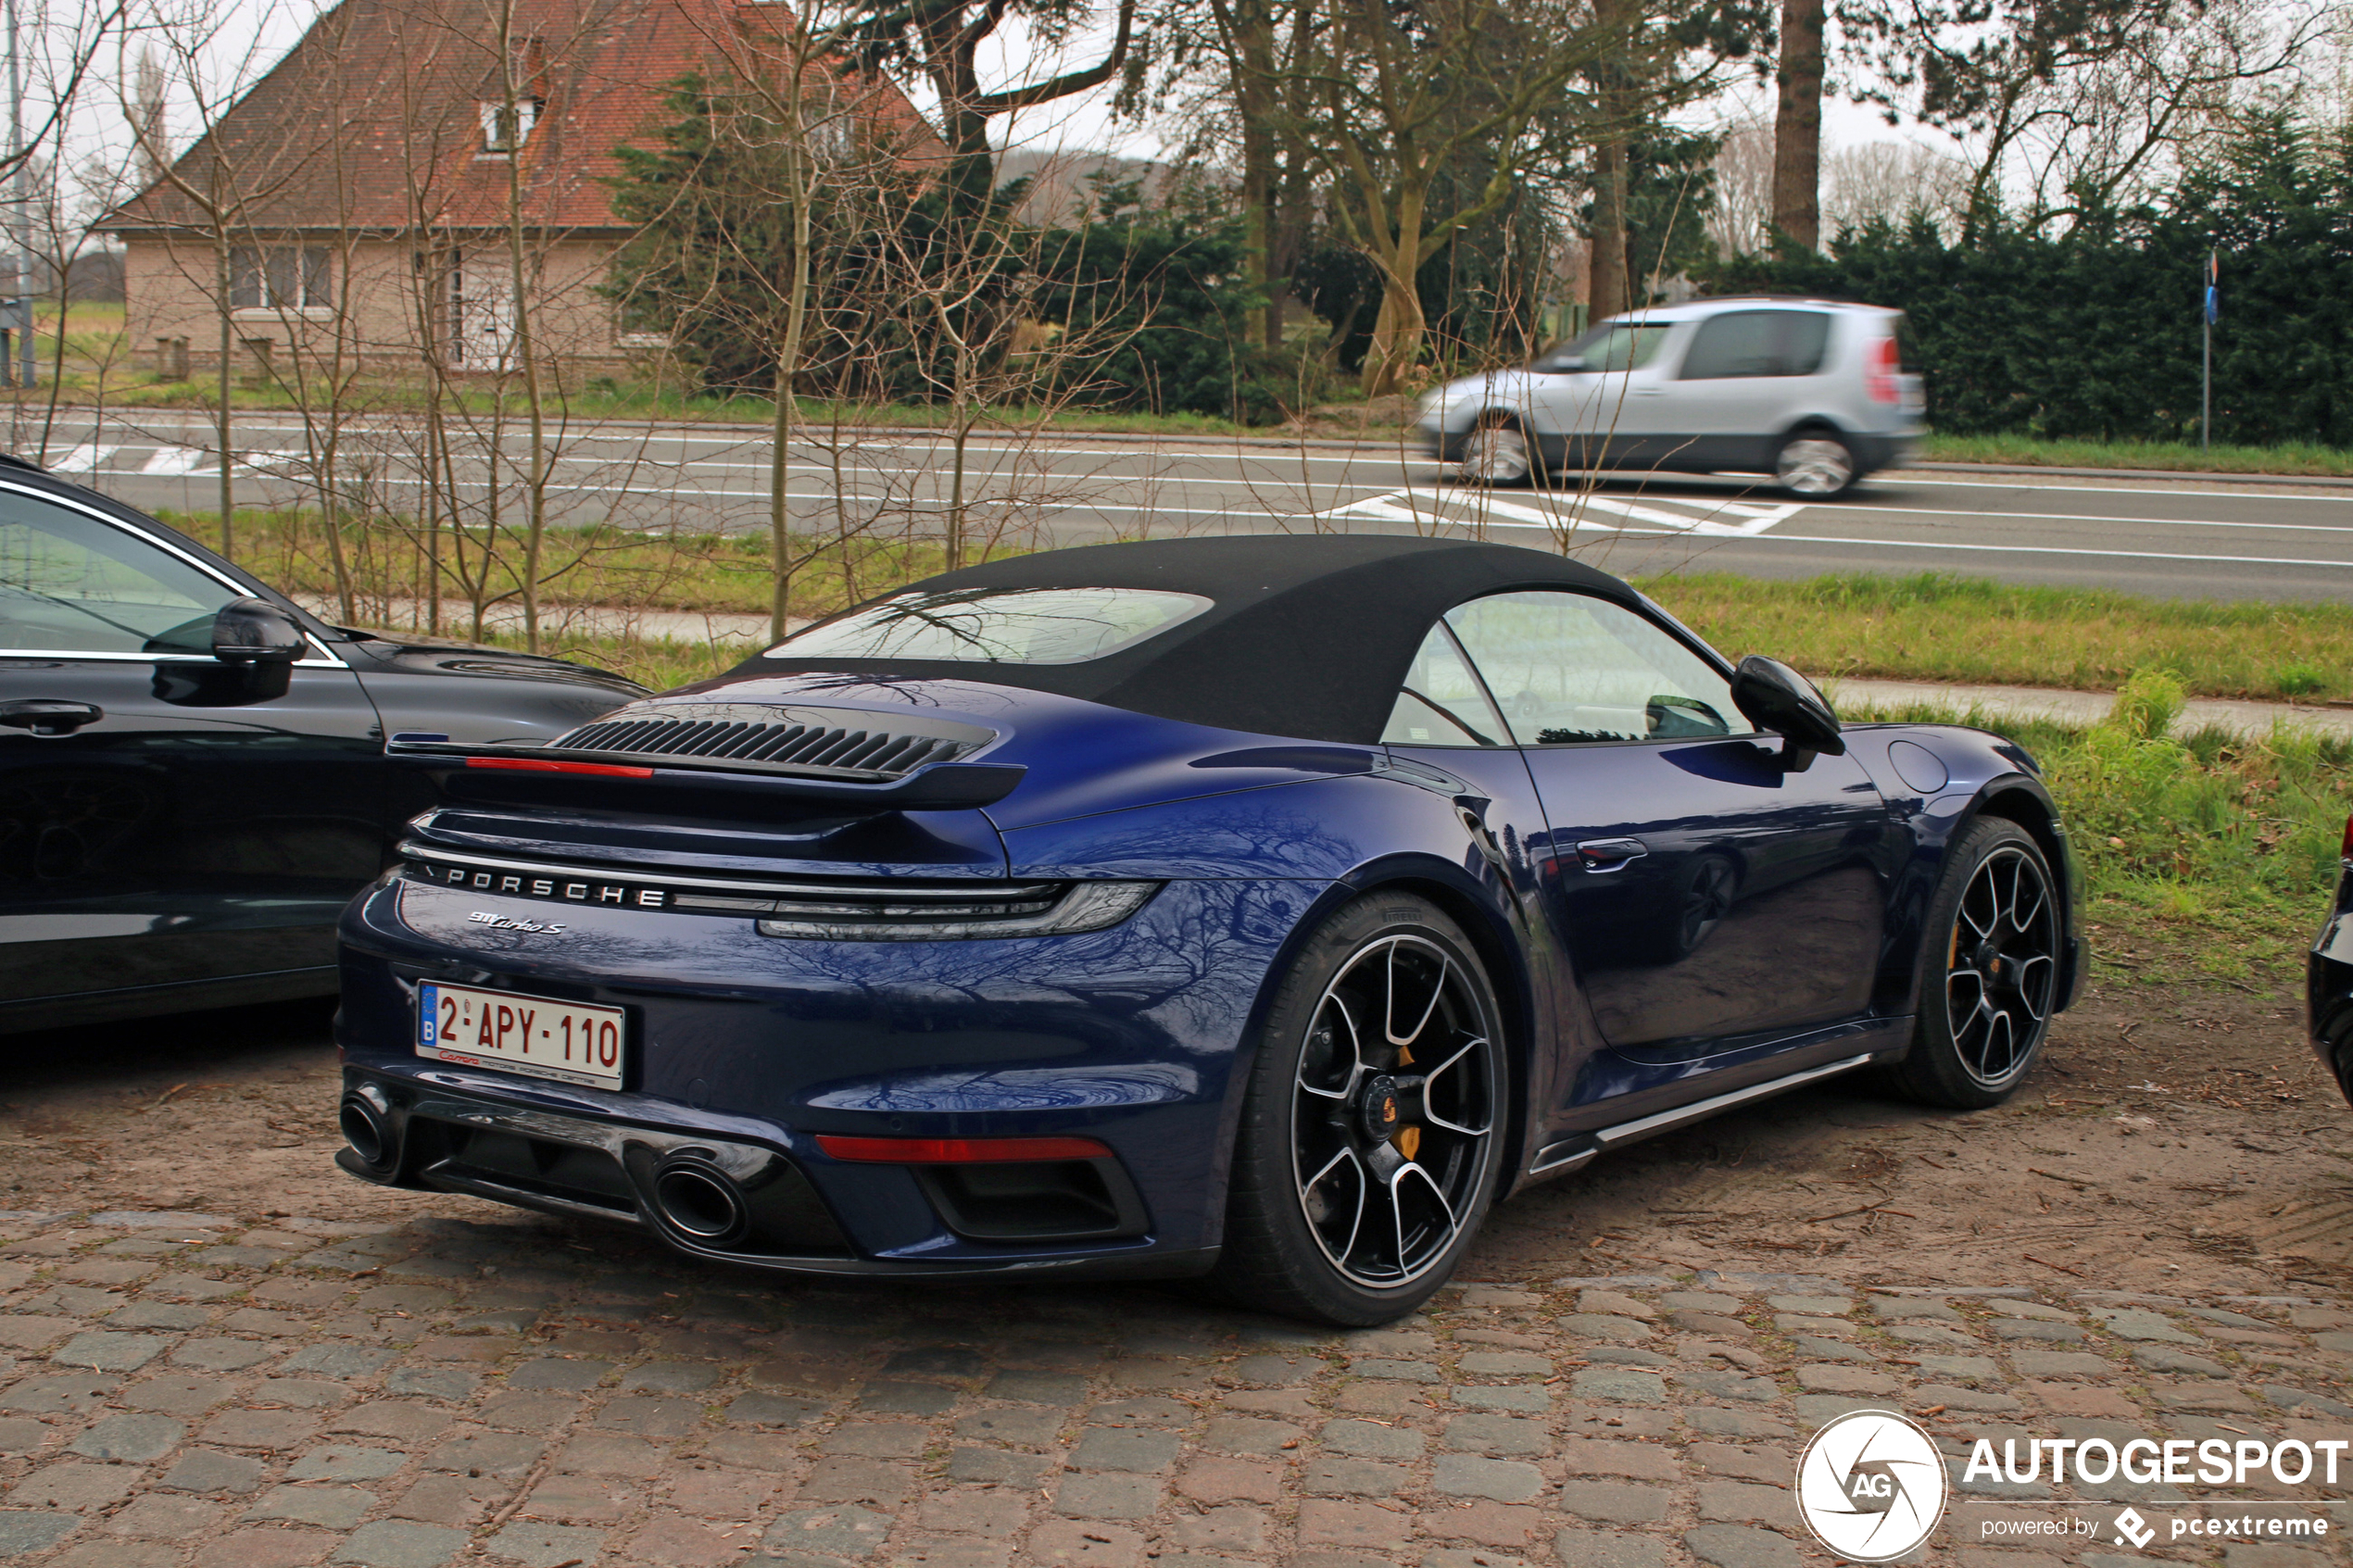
1359, 1075, 1403, 1142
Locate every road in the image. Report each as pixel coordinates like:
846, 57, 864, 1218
0, 960, 2347, 1568
18, 409, 2353, 601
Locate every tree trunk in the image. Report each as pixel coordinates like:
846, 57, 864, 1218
1772, 0, 1824, 252
1359, 264, 1428, 396
1225, 0, 1282, 351
1587, 132, 1630, 319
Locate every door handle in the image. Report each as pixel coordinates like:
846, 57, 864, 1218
1576, 837, 1648, 872
0, 699, 104, 736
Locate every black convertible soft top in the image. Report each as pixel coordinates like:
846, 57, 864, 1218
725, 535, 1648, 745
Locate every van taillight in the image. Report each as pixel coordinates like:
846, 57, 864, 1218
1866, 336, 1901, 403
2341, 813, 2352, 861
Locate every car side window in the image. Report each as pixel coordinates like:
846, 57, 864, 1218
1678, 309, 1832, 380
1443, 591, 1755, 746
0, 489, 241, 654
1379, 621, 1510, 746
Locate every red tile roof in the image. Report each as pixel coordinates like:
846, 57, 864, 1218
107, 0, 944, 234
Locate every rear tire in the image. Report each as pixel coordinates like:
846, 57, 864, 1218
1775, 430, 1856, 497
1884, 817, 2060, 1109
1211, 894, 1508, 1325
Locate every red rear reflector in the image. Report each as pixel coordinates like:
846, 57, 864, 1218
816, 1134, 1114, 1164
1866, 336, 1901, 403
467, 757, 654, 778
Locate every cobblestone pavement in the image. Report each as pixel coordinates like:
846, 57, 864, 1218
3, 1203, 2350, 1568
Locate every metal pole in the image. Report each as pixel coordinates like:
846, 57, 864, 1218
4, 0, 31, 391
2200, 248, 2212, 453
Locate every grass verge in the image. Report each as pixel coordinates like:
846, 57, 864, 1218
1919, 431, 2353, 478
1847, 671, 2348, 990
160, 508, 2353, 704
1644, 571, 2353, 705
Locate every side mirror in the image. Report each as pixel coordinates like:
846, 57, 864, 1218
213, 597, 308, 664
1534, 354, 1587, 374
1731, 655, 1844, 771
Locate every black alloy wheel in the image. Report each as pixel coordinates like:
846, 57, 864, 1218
1885, 817, 2060, 1108
1211, 894, 1506, 1324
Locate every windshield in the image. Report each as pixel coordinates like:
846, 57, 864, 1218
1537, 320, 1674, 374
766, 586, 1214, 665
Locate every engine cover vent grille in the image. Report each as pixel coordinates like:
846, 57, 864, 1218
545, 702, 994, 782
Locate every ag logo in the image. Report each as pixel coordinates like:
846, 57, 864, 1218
1794, 1409, 1948, 1562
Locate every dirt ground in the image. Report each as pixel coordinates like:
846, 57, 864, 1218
2, 947, 2344, 1300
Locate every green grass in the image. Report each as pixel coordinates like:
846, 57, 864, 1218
163, 508, 2353, 704
1847, 671, 2351, 987
1919, 430, 2353, 477
1641, 571, 2353, 705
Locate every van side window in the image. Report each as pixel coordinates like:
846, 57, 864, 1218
1678, 310, 1832, 380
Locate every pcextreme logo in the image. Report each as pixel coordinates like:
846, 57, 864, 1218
1794, 1409, 1950, 1562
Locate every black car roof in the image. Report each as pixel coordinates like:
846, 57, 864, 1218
728, 534, 1647, 744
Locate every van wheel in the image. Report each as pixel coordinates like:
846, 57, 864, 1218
1461, 419, 1533, 487
1775, 431, 1856, 497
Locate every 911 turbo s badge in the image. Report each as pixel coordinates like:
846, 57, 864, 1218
466, 911, 569, 935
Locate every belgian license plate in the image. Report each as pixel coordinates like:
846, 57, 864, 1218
417, 982, 626, 1089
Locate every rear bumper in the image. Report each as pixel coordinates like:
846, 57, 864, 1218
334, 872, 1326, 1278
335, 1065, 1213, 1280
1851, 431, 1919, 473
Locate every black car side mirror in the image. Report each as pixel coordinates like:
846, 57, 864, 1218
1731, 656, 1845, 771
213, 598, 308, 664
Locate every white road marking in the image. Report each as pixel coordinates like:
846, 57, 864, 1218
44, 443, 117, 472
1901, 476, 2353, 504
1794, 503, 2353, 536
1316, 486, 1805, 537
140, 445, 212, 475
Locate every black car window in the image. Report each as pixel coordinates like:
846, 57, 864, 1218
0, 489, 241, 654
1379, 621, 1509, 746
1442, 590, 1755, 746
1677, 309, 1832, 380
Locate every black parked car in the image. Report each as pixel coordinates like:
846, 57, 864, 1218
0, 454, 644, 1034
2312, 812, 2353, 1103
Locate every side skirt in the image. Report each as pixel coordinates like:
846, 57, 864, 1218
1526, 1048, 1883, 1177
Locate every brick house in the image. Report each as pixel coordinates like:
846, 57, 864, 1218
104, 0, 946, 381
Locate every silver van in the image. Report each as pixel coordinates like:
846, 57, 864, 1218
1415, 296, 1925, 497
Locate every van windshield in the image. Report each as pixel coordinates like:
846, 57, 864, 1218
1536, 320, 1673, 374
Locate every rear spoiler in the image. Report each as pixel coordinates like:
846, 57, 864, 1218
384, 737, 1026, 811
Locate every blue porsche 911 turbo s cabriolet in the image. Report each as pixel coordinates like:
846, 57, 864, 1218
333, 535, 2082, 1323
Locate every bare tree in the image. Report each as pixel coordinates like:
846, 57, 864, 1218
1818, 135, 1968, 233
1707, 114, 1774, 256
1839, 0, 2334, 232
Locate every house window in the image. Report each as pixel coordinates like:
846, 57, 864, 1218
230, 246, 333, 310
480, 99, 539, 154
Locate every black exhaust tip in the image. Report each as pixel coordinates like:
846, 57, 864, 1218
650, 1153, 749, 1244
338, 1091, 398, 1177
